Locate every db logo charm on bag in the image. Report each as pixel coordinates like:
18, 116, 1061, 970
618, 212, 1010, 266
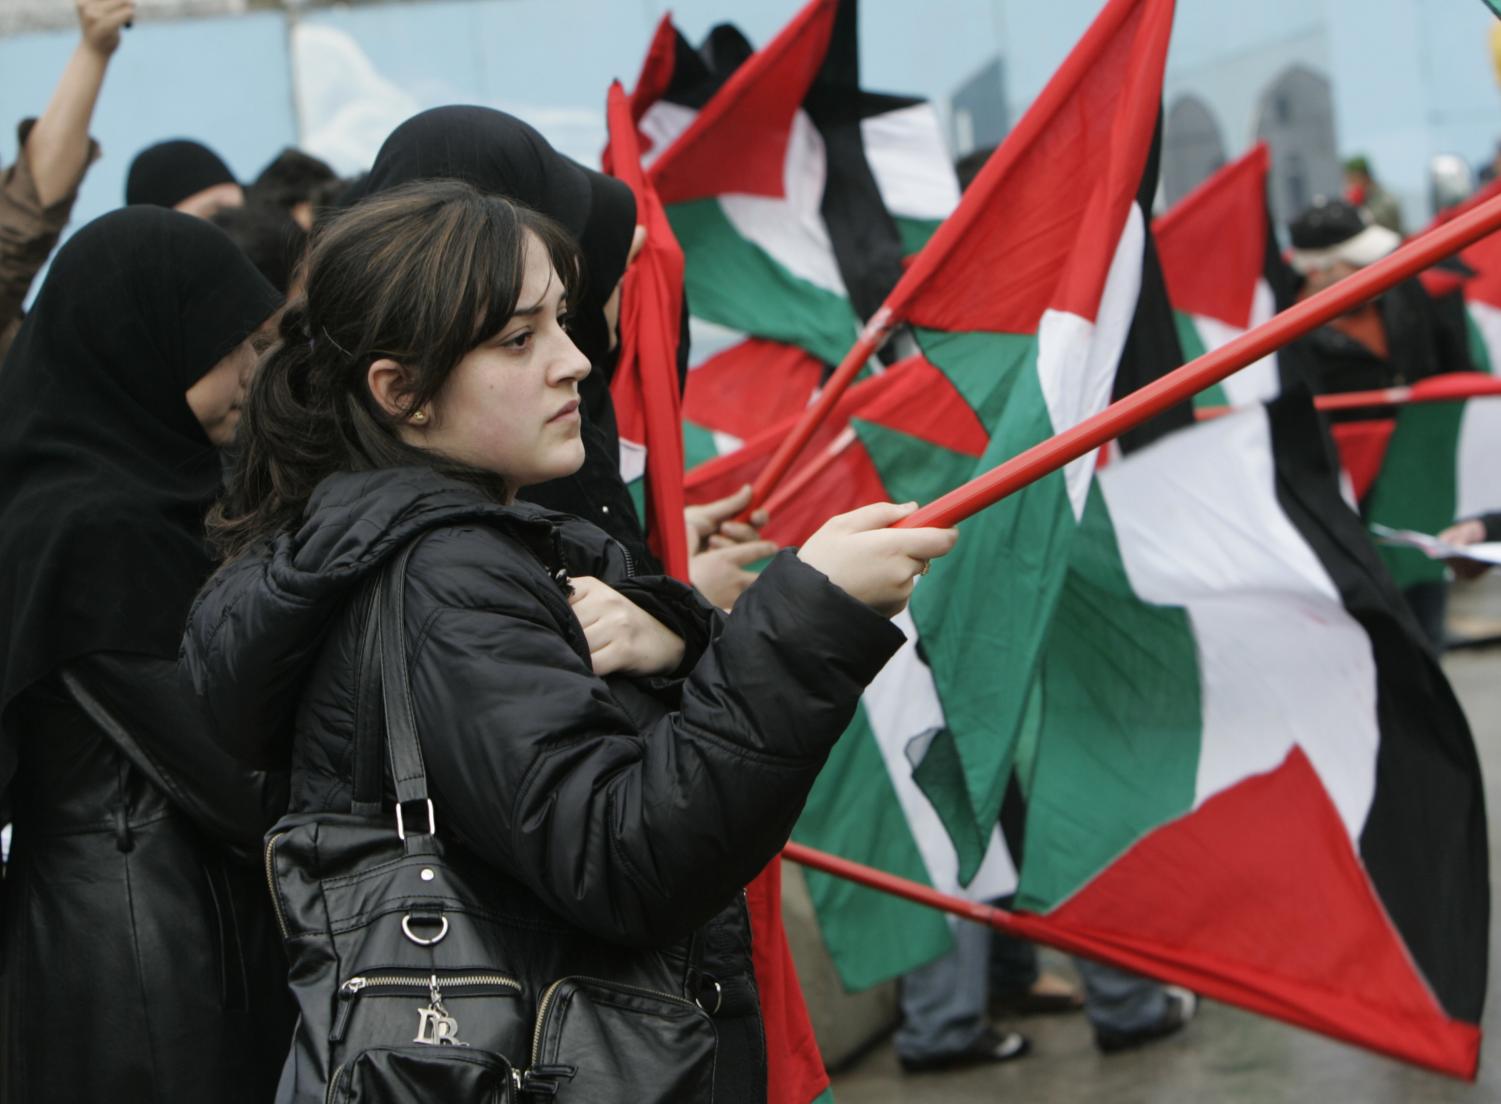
414, 976, 465, 1046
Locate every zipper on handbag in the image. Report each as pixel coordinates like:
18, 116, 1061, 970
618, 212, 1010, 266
527, 976, 700, 1069
329, 971, 522, 1044
324, 1061, 345, 1104
263, 832, 288, 940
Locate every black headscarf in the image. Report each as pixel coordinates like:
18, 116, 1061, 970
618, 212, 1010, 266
0, 207, 280, 792
363, 107, 656, 565
364, 106, 637, 371
126, 139, 239, 209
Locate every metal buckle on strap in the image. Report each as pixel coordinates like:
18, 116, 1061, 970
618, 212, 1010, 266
696, 978, 723, 1016
396, 798, 436, 840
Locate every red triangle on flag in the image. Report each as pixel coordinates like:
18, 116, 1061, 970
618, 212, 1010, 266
1155, 143, 1270, 330
645, 0, 839, 206
1012, 746, 1480, 1079
888, 0, 1173, 334
684, 339, 826, 443
626, 15, 680, 137
685, 356, 986, 520
1330, 419, 1397, 502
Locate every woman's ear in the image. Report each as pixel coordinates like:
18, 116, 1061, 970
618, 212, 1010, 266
367, 358, 417, 420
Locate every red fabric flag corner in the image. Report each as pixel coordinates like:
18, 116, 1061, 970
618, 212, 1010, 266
1154, 142, 1271, 330
604, 81, 691, 581
645, 0, 839, 205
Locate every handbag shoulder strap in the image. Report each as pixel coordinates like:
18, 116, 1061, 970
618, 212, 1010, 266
349, 540, 434, 844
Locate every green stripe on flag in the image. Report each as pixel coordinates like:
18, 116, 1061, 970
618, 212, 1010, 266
894, 215, 944, 258
1174, 311, 1228, 408
791, 701, 955, 990
910, 358, 1077, 880
667, 198, 861, 365
1363, 400, 1465, 589
851, 419, 982, 505
682, 419, 722, 471
913, 328, 1036, 429
1465, 309, 1494, 375
1015, 482, 1202, 911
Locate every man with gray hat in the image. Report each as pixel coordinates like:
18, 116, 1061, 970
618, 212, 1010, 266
1285, 197, 1456, 647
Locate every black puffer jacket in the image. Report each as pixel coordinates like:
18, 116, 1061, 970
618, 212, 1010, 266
182, 466, 903, 1100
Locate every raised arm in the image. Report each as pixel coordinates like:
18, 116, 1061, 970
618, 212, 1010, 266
24, 0, 133, 208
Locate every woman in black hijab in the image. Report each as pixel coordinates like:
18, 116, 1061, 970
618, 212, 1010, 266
126, 137, 244, 218
0, 207, 292, 1103
362, 106, 659, 567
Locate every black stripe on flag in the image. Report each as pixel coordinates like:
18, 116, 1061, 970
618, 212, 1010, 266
1113, 113, 1196, 454
1268, 392, 1489, 1024
804, 0, 911, 330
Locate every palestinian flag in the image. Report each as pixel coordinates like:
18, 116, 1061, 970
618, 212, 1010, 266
898, 0, 1178, 878
627, 0, 960, 366
1359, 374, 1501, 588
677, 335, 1019, 985
680, 343, 1021, 987
1153, 141, 1298, 408
999, 397, 1487, 1079
768, 362, 1024, 988
603, 81, 689, 579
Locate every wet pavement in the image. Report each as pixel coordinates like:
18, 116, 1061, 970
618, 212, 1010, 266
829, 576, 1501, 1103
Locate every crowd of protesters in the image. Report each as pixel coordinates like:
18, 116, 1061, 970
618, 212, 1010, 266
0, 3, 1497, 1102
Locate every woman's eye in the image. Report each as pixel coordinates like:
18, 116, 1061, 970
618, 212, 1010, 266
558, 312, 575, 333
501, 330, 532, 350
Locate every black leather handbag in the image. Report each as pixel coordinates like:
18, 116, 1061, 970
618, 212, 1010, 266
263, 543, 719, 1103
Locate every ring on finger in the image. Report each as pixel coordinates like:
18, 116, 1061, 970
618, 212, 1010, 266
918, 560, 931, 577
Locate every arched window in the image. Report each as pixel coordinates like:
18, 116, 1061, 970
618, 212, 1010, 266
1162, 95, 1226, 207
1254, 65, 1341, 230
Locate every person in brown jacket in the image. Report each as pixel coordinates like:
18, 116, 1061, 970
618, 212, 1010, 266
0, 0, 133, 364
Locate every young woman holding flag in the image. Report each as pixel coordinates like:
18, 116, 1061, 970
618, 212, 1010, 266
183, 179, 955, 1102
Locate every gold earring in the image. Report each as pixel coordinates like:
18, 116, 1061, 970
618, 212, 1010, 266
411, 409, 428, 424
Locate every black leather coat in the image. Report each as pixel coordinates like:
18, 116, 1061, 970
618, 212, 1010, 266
0, 653, 292, 1103
182, 467, 903, 1101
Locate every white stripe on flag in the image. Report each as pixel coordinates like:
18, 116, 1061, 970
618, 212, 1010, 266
1036, 202, 1146, 519
859, 102, 961, 221
618, 437, 647, 485
1467, 300, 1501, 371
863, 608, 1017, 901
717, 111, 847, 296
638, 101, 696, 170
1098, 407, 1380, 838
1192, 278, 1280, 405
1457, 396, 1501, 520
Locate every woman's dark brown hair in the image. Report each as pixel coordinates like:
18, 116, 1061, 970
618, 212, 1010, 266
209, 179, 582, 559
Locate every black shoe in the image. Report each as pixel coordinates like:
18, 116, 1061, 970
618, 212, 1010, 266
1094, 986, 1197, 1054
898, 1028, 1032, 1073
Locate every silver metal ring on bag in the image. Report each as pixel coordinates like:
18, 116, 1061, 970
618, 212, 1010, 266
696, 979, 723, 1015
401, 913, 449, 946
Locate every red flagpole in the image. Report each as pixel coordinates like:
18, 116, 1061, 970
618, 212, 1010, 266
1195, 372, 1501, 419
782, 841, 1012, 928
747, 313, 892, 512
897, 191, 1501, 532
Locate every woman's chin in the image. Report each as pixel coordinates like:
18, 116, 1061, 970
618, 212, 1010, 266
517, 447, 587, 489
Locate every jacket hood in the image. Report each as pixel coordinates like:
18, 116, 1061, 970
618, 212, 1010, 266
181, 466, 586, 769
